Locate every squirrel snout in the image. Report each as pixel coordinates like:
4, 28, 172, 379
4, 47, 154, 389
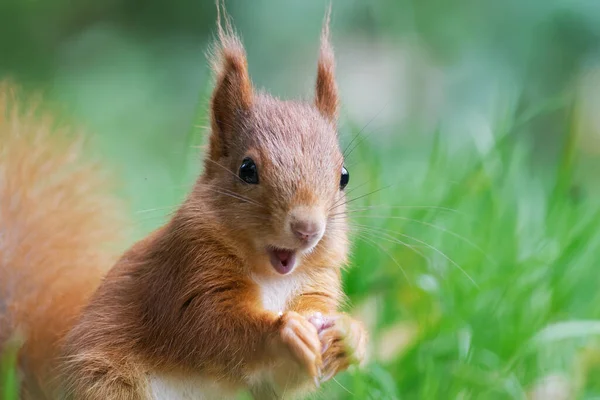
289, 207, 325, 246
291, 220, 321, 241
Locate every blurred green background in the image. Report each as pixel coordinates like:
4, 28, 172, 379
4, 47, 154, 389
3, 0, 600, 399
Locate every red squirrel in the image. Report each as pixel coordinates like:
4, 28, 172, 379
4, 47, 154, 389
0, 4, 367, 399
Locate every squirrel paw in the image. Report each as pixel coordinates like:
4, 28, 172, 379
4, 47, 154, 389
311, 313, 367, 383
278, 311, 323, 380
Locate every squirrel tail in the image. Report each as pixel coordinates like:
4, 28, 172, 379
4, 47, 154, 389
0, 81, 128, 394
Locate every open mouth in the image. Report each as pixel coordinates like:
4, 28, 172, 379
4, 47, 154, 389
267, 247, 297, 275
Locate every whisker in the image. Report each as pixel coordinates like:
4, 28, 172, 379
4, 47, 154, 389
343, 125, 383, 162
351, 229, 410, 283
329, 205, 463, 219
161, 181, 264, 208
131, 215, 173, 224
350, 223, 431, 265
329, 181, 370, 211
345, 221, 477, 287
329, 185, 392, 211
198, 185, 266, 208
341, 127, 362, 160
332, 377, 354, 396
197, 182, 267, 207
342, 102, 389, 160
349, 205, 462, 214
348, 215, 494, 265
203, 158, 247, 184
134, 205, 177, 215
134, 210, 272, 225
378, 227, 479, 288
342, 181, 371, 200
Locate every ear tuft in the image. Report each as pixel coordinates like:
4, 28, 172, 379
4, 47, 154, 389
208, 0, 253, 160
315, 5, 339, 123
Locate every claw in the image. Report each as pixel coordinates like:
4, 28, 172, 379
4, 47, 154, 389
309, 312, 336, 333
321, 368, 336, 383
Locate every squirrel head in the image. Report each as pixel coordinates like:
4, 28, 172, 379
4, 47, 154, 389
196, 6, 348, 277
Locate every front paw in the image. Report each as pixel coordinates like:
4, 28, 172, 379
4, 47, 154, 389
278, 311, 322, 379
310, 313, 368, 382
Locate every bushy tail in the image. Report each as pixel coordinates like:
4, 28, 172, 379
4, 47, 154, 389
0, 81, 128, 396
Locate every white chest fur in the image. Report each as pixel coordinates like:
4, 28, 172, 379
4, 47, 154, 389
252, 273, 302, 313
147, 373, 237, 400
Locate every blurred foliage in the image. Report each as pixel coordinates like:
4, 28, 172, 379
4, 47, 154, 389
3, 0, 600, 399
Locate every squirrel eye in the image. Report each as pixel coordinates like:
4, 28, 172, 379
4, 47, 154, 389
340, 166, 349, 190
239, 157, 259, 184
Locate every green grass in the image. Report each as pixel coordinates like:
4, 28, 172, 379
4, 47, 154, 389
317, 99, 600, 398
313, 101, 600, 399
1, 337, 20, 400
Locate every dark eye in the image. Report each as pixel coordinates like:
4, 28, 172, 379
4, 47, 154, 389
340, 166, 349, 190
239, 157, 259, 184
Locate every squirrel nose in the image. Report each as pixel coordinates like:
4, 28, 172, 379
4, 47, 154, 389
289, 206, 325, 245
291, 220, 322, 242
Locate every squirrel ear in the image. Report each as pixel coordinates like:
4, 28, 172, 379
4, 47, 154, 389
209, 2, 253, 160
315, 6, 338, 123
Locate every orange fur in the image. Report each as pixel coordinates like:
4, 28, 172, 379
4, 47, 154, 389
0, 81, 129, 398
0, 4, 367, 399
315, 5, 339, 122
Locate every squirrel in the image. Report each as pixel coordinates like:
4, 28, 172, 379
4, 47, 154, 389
0, 3, 367, 400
